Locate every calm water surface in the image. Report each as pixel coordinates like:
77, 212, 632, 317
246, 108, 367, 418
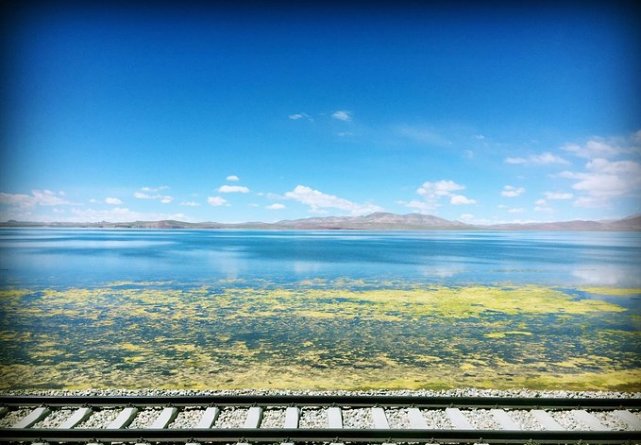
1, 229, 640, 287
0, 229, 640, 390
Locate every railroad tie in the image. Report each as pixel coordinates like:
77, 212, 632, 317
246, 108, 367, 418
327, 407, 343, 445
196, 406, 220, 428
2, 394, 641, 444
327, 406, 343, 428
445, 407, 475, 429
244, 406, 263, 428
149, 406, 179, 429
10, 407, 50, 429
283, 406, 299, 428
87, 407, 139, 445
407, 407, 428, 429
106, 407, 138, 429
371, 407, 390, 429
531, 409, 564, 431
58, 407, 92, 429
612, 409, 641, 430
571, 409, 609, 431
280, 407, 299, 445
489, 408, 520, 430
185, 407, 220, 445
134, 407, 179, 445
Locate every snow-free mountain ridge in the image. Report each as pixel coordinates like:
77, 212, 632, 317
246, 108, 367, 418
2, 212, 640, 230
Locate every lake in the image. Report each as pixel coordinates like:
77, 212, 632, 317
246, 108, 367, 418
0, 229, 640, 390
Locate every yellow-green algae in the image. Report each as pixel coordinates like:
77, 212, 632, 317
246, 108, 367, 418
0, 283, 639, 391
580, 287, 641, 296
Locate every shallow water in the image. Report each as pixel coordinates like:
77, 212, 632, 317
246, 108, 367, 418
0, 229, 640, 390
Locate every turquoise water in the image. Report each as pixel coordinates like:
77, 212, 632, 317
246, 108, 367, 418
1, 229, 640, 287
0, 228, 640, 390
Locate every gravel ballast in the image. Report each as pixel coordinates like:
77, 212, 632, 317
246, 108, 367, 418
1, 389, 639, 432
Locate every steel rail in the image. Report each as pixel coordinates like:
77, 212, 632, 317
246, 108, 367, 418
1, 394, 640, 409
1, 427, 640, 444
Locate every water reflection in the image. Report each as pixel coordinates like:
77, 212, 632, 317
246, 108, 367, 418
1, 228, 640, 287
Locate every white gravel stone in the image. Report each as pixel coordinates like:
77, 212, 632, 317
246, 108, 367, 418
299, 408, 327, 428
2, 388, 639, 400
422, 409, 453, 429
215, 408, 248, 428
168, 408, 203, 429
77, 409, 120, 428
343, 408, 372, 428
463, 409, 500, 430
32, 409, 74, 428
505, 409, 543, 431
551, 410, 581, 431
260, 409, 285, 428
591, 410, 628, 431
0, 409, 30, 428
385, 408, 410, 429
128, 408, 161, 428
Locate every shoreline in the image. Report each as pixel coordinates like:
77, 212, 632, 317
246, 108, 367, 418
2, 388, 640, 398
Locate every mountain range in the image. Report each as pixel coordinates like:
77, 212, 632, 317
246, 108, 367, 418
2, 212, 640, 231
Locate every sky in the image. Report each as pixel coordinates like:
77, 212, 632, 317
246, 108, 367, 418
1, 1, 640, 224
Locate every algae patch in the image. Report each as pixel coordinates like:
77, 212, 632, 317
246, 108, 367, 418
580, 287, 641, 297
0, 283, 638, 390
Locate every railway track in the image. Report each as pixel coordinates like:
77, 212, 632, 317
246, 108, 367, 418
0, 394, 640, 444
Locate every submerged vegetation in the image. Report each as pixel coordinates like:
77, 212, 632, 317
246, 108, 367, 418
0, 281, 639, 390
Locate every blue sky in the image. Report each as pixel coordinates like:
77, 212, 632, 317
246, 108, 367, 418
1, 1, 640, 224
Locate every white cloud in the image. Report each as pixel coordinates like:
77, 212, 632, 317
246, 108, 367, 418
501, 185, 525, 198
507, 207, 525, 214
284, 185, 382, 216
265, 192, 284, 200
266, 203, 285, 210
398, 199, 437, 213
396, 125, 450, 146
558, 157, 641, 207
544, 191, 573, 200
505, 152, 569, 165
288, 113, 312, 121
207, 196, 228, 207
450, 194, 476, 205
413, 180, 475, 208
0, 190, 71, 208
417, 180, 465, 199
561, 130, 641, 159
180, 201, 201, 207
66, 207, 188, 223
331, 110, 352, 122
535, 205, 553, 213
218, 185, 250, 193
141, 186, 169, 192
134, 187, 173, 204
226, 175, 239, 182
535, 199, 547, 206
105, 197, 123, 205
459, 213, 475, 222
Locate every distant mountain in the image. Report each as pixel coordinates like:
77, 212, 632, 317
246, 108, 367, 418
1, 213, 640, 231
488, 215, 641, 231
273, 212, 469, 229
